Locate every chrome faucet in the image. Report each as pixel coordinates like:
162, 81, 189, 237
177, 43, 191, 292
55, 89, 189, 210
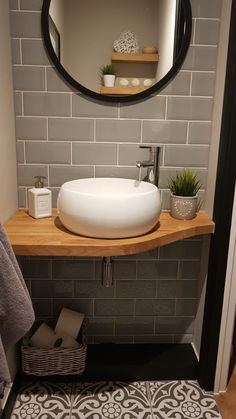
136, 146, 161, 186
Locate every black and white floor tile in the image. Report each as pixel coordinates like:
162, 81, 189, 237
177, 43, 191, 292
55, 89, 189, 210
10, 380, 222, 419
10, 381, 73, 419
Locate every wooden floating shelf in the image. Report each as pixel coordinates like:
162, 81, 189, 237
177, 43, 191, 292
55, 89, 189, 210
4, 209, 215, 257
112, 52, 159, 63
100, 86, 147, 95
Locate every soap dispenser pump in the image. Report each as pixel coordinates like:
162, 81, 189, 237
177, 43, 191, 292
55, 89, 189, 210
28, 176, 52, 219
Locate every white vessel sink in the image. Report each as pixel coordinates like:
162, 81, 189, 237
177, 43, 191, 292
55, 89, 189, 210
57, 178, 161, 238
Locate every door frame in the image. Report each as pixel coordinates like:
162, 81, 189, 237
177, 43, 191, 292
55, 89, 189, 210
198, 0, 236, 391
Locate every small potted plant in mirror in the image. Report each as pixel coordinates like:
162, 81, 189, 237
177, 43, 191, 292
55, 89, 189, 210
100, 63, 116, 87
168, 168, 202, 220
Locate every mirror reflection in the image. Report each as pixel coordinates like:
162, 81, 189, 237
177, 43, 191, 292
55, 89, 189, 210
48, 0, 185, 97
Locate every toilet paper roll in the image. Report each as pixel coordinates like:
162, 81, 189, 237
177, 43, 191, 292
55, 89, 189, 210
57, 332, 80, 349
29, 323, 62, 349
55, 308, 85, 339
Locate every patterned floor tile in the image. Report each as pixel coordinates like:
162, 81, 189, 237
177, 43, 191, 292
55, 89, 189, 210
148, 380, 222, 419
71, 381, 152, 419
11, 381, 73, 419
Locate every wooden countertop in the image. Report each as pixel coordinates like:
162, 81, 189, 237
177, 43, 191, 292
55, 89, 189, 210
4, 210, 215, 257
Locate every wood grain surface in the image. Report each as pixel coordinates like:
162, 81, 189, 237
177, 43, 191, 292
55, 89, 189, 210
4, 209, 215, 257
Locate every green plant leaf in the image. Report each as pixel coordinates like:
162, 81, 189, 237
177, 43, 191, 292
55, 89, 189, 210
167, 168, 202, 196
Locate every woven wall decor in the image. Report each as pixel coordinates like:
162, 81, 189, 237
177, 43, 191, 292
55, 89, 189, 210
113, 30, 139, 54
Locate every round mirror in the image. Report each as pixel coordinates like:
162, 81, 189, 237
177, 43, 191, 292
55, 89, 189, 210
42, 0, 192, 103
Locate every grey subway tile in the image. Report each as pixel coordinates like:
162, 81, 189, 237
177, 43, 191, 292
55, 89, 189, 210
21, 259, 51, 278
95, 166, 138, 180
179, 261, 200, 279
116, 280, 156, 298
48, 118, 94, 141
190, 0, 222, 18
137, 261, 178, 279
22, 39, 50, 65
10, 11, 41, 38
14, 92, 22, 115
17, 164, 48, 186
74, 280, 114, 298
160, 189, 171, 211
191, 72, 216, 96
72, 143, 117, 165
46, 67, 71, 92
49, 165, 93, 187
16, 117, 47, 141
134, 335, 173, 343
32, 299, 52, 317
94, 336, 133, 344
195, 20, 220, 46
120, 97, 166, 119
52, 260, 94, 279
176, 299, 197, 316
96, 119, 141, 142
20, 0, 43, 11
118, 144, 149, 166
159, 168, 207, 189
25, 142, 70, 164
115, 317, 154, 335
31, 280, 73, 298
23, 92, 70, 116
9, 0, 18, 9
133, 249, 158, 259
87, 318, 114, 335
135, 299, 175, 316
164, 145, 209, 167
13, 66, 45, 91
188, 122, 212, 144
167, 97, 213, 120
113, 261, 136, 279
94, 300, 134, 316
159, 240, 202, 260
157, 280, 198, 298
182, 46, 218, 71
73, 94, 118, 118
16, 141, 24, 163
50, 188, 59, 207
52, 299, 93, 317
142, 120, 188, 144
161, 72, 191, 95
11, 39, 21, 64
18, 188, 26, 207
156, 316, 194, 334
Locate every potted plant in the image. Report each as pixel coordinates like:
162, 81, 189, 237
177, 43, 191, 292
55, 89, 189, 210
168, 168, 202, 220
100, 63, 116, 87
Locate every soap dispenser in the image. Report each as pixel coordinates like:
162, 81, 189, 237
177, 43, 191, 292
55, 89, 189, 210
28, 176, 52, 219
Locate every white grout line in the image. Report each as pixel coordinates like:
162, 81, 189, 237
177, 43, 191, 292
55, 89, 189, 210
186, 122, 190, 145
21, 92, 24, 115
192, 18, 197, 44
19, 39, 23, 64
44, 67, 47, 92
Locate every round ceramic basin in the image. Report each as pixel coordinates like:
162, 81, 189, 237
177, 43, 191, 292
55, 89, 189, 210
57, 178, 161, 238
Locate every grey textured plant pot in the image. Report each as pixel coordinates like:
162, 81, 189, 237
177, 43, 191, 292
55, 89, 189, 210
170, 194, 198, 220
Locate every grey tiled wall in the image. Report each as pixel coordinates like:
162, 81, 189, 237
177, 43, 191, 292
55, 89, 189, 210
10, 0, 222, 342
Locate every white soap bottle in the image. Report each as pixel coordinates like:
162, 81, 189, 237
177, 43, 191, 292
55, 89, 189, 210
28, 176, 52, 219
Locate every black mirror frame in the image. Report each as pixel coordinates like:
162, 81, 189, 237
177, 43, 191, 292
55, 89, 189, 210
41, 0, 192, 103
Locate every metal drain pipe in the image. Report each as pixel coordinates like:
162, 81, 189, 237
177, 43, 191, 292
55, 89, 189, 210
102, 257, 114, 287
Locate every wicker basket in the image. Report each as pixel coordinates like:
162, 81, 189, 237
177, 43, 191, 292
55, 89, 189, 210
22, 321, 87, 376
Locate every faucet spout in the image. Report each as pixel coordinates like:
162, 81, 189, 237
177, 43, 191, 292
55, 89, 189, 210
136, 160, 154, 169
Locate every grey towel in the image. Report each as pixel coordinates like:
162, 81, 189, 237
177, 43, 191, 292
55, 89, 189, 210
0, 223, 35, 384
